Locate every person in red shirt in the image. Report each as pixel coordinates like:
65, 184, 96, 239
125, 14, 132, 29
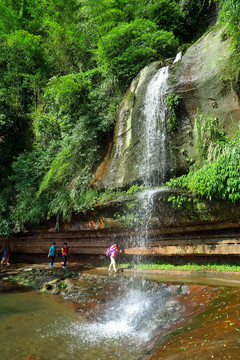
61, 242, 70, 269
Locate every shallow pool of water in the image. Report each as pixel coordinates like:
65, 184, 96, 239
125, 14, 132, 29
0, 281, 76, 360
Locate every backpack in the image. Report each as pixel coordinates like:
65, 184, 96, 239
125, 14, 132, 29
106, 247, 111, 257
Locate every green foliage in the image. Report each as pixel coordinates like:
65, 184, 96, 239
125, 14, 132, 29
0, 91, 31, 177
168, 194, 191, 209
114, 212, 138, 227
94, 18, 178, 89
0, 29, 48, 112
0, 1, 18, 34
96, 185, 151, 206
167, 112, 240, 203
100, 260, 240, 273
148, 0, 185, 41
189, 148, 240, 202
178, 0, 217, 42
130, 262, 240, 272
97, 189, 125, 205
33, 72, 92, 147
36, 120, 99, 223
216, 0, 240, 91
194, 109, 226, 167
57, 280, 67, 289
126, 184, 149, 195
218, 0, 240, 40
10, 150, 52, 226
166, 93, 180, 131
87, 74, 122, 134
0, 192, 12, 237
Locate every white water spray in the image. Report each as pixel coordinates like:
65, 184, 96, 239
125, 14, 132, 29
49, 281, 185, 359
173, 51, 182, 63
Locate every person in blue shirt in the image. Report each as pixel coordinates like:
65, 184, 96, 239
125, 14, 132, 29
48, 242, 57, 268
1, 243, 10, 266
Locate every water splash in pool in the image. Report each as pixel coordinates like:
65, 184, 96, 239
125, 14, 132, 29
42, 280, 186, 359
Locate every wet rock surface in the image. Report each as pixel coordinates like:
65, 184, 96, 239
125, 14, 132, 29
145, 286, 240, 360
0, 264, 132, 315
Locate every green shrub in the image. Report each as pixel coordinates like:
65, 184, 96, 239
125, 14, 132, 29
94, 18, 178, 89
217, 0, 240, 91
166, 93, 180, 131
167, 112, 240, 203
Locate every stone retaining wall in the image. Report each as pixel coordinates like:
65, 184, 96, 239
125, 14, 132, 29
2, 219, 240, 258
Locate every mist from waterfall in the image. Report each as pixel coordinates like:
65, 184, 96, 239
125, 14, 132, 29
49, 280, 186, 359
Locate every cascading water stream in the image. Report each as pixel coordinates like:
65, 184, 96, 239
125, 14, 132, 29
141, 65, 171, 186
131, 65, 172, 251
95, 64, 175, 350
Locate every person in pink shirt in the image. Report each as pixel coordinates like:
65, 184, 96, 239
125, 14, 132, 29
106, 243, 120, 273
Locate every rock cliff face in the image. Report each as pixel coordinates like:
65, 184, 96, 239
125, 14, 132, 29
95, 61, 166, 189
168, 26, 240, 173
94, 26, 240, 189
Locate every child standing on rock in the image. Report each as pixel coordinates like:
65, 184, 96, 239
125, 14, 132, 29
61, 242, 70, 269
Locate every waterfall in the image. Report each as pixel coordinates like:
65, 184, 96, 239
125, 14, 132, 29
141, 66, 171, 186
173, 51, 182, 63
129, 66, 172, 252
